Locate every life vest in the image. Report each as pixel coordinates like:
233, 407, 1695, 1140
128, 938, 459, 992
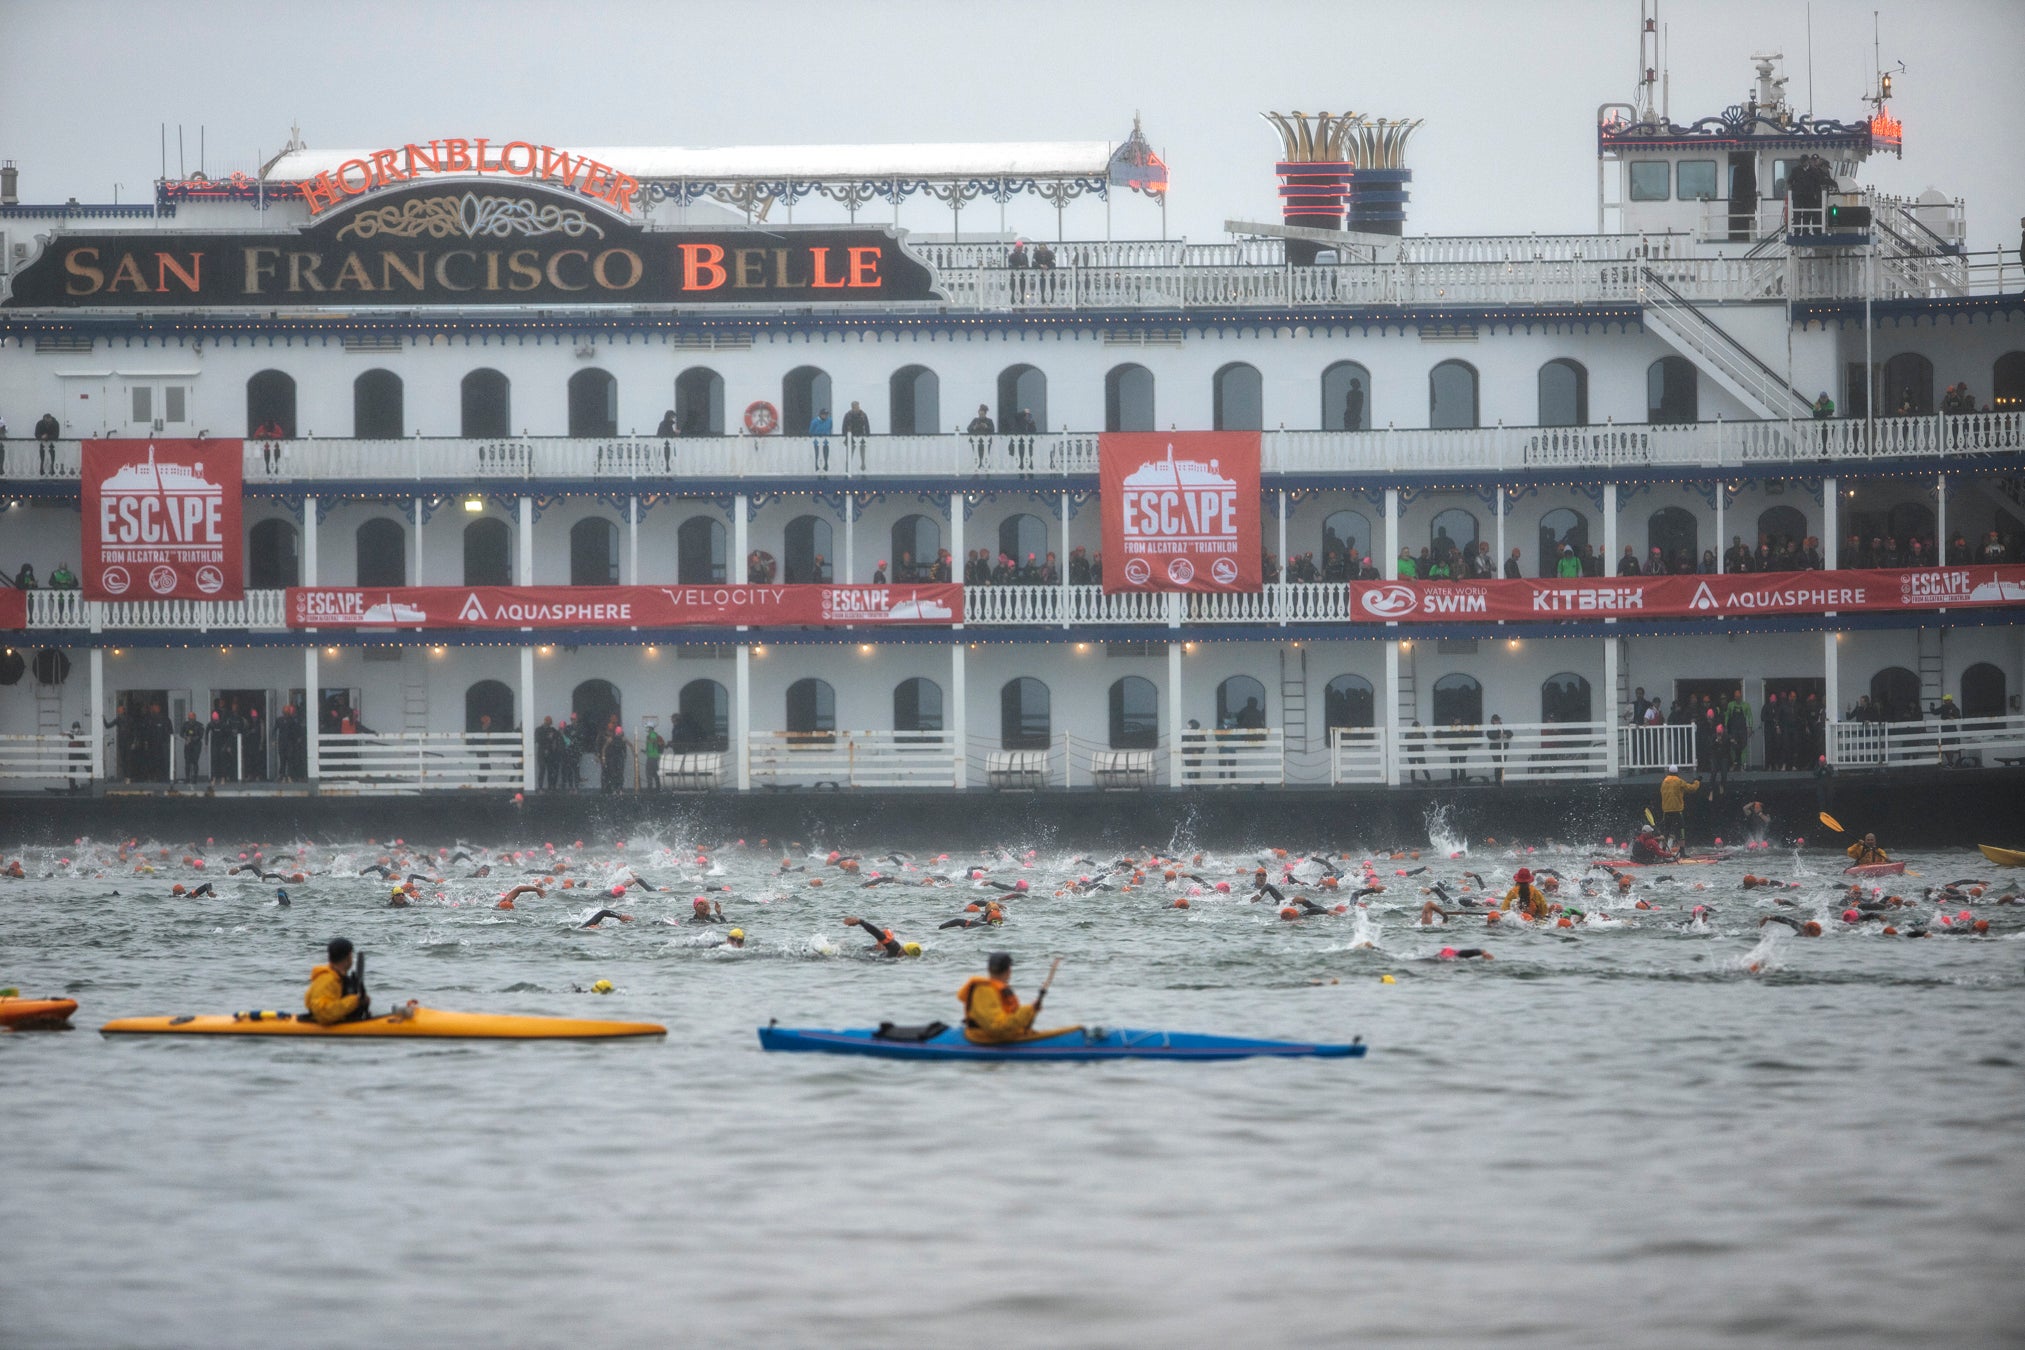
957, 976, 1018, 1025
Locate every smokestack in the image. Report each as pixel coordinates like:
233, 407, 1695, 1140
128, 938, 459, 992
1, 161, 17, 206
1342, 119, 1423, 237
1262, 112, 1359, 264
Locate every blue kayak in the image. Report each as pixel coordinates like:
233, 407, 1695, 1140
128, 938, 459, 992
757, 1023, 1364, 1062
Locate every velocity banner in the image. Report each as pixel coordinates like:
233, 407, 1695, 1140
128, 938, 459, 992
1349, 566, 2025, 622
1100, 432, 1261, 594
285, 583, 964, 629
82, 440, 243, 601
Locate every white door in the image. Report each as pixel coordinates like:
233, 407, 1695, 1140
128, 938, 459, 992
125, 381, 193, 435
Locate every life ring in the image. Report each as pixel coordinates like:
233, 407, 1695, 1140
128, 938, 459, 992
743, 401, 780, 436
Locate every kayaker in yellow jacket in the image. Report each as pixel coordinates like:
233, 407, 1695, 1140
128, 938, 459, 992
1501, 867, 1550, 919
1659, 765, 1701, 844
957, 952, 1045, 1043
305, 937, 370, 1025
1846, 834, 1889, 866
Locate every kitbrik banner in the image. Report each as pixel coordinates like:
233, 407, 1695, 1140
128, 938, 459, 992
1099, 432, 1262, 594
1348, 566, 2025, 622
82, 440, 243, 601
285, 583, 965, 629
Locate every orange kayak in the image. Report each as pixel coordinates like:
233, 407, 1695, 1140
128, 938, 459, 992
0, 997, 79, 1030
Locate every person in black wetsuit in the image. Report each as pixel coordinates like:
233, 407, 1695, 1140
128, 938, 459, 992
580, 908, 632, 928
842, 916, 920, 957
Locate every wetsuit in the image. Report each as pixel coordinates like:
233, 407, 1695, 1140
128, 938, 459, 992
581, 908, 630, 927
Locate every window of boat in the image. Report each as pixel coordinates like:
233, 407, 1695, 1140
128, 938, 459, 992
1677, 161, 1718, 202
1628, 161, 1670, 202
1770, 158, 1796, 200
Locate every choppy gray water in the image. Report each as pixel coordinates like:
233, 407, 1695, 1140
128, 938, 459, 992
2, 815, 2021, 1349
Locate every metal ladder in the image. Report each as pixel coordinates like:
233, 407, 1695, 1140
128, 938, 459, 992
34, 679, 62, 735
1916, 628, 1945, 708
1278, 645, 1308, 755
1397, 644, 1418, 724
401, 679, 429, 733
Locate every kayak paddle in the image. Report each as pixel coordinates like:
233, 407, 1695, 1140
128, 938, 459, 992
1819, 811, 1845, 834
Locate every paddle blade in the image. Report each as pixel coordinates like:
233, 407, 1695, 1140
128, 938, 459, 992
1819, 812, 1845, 834
1643, 808, 1656, 826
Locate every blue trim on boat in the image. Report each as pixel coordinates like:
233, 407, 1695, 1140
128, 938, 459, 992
757, 1024, 1365, 1061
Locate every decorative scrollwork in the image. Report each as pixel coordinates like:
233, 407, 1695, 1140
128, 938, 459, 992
336, 193, 607, 241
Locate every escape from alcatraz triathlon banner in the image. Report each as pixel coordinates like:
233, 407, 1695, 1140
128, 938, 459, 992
285, 584, 965, 630
1349, 566, 2025, 622
82, 440, 243, 601
1099, 432, 1262, 594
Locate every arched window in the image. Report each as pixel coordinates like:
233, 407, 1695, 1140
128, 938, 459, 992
1961, 663, 2007, 719
1108, 676, 1158, 749
1886, 502, 1935, 545
787, 678, 836, 735
247, 519, 300, 589
1541, 672, 1592, 723
1430, 508, 1479, 564
1213, 362, 1263, 431
673, 679, 730, 751
353, 369, 404, 438
1000, 677, 1051, 749
784, 515, 833, 583
1647, 506, 1699, 568
1324, 674, 1374, 729
890, 515, 940, 580
572, 679, 621, 732
675, 366, 724, 435
1105, 363, 1154, 431
1757, 505, 1808, 550
465, 679, 514, 732
997, 513, 1047, 565
996, 363, 1048, 432
1538, 507, 1588, 577
1881, 352, 1934, 416
1994, 351, 2025, 412
1647, 357, 1697, 424
461, 369, 511, 438
782, 365, 831, 434
1431, 673, 1483, 725
1322, 509, 1373, 572
1322, 361, 1371, 430
569, 517, 619, 585
1869, 667, 1920, 722
355, 517, 406, 587
567, 368, 617, 437
677, 515, 726, 584
1216, 675, 1266, 728
1429, 360, 1479, 430
462, 517, 511, 586
1538, 358, 1588, 427
889, 364, 939, 435
246, 369, 297, 437
894, 677, 944, 733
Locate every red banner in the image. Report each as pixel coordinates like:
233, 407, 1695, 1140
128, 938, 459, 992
1100, 431, 1261, 594
1350, 566, 2025, 622
82, 439, 243, 601
0, 587, 24, 630
285, 583, 965, 629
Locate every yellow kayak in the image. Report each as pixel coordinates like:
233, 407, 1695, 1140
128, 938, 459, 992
100, 1005, 666, 1040
1979, 845, 2025, 868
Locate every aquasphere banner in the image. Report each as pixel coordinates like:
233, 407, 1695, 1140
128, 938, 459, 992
1348, 566, 2025, 622
1099, 432, 1262, 594
82, 440, 243, 601
285, 583, 964, 629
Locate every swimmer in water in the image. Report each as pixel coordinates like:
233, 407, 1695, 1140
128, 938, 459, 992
939, 901, 1005, 929
724, 928, 746, 949
580, 908, 632, 928
1436, 947, 1493, 961
273, 888, 290, 907
185, 881, 216, 898
841, 916, 921, 957
689, 897, 725, 923
1418, 900, 1451, 926
1759, 915, 1822, 936
500, 884, 546, 904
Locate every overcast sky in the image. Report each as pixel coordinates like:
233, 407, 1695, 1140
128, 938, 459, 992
4, 0, 2019, 251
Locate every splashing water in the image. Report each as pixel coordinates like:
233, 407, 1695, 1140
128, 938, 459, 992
1424, 803, 1468, 858
1732, 929, 1784, 973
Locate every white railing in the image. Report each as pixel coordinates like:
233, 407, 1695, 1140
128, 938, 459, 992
1394, 721, 1611, 783
1178, 728, 1284, 786
315, 732, 523, 792
1828, 714, 2025, 769
25, 588, 288, 631
749, 730, 959, 789
1621, 723, 1698, 772
0, 733, 94, 784
1329, 726, 1388, 785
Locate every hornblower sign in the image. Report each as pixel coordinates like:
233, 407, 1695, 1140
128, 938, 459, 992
4, 180, 941, 308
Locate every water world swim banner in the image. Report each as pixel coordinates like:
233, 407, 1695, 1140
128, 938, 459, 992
1099, 432, 1262, 594
82, 440, 243, 602
284, 584, 964, 629
1349, 566, 2025, 622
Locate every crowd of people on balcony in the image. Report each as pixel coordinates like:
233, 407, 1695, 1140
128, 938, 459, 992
5, 563, 78, 590
1628, 687, 1828, 774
